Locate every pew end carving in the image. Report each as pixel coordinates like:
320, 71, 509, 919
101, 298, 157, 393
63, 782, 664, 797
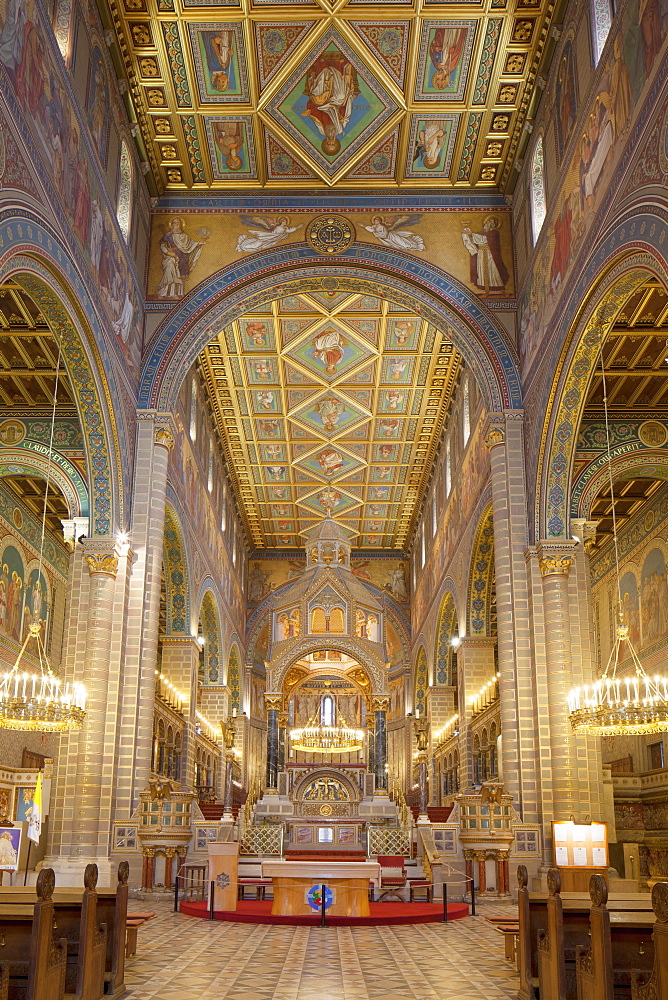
632, 882, 668, 1000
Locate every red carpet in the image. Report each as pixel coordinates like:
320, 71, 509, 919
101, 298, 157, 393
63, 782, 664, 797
180, 898, 469, 926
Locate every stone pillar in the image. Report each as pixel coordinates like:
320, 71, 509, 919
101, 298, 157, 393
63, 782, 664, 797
164, 849, 175, 890
537, 544, 579, 821
223, 753, 234, 817
456, 637, 497, 791
159, 635, 201, 791
45, 538, 132, 886
265, 694, 281, 791
142, 848, 156, 891
373, 696, 389, 791
464, 850, 474, 890
278, 713, 287, 772
367, 716, 375, 778
115, 414, 175, 819
486, 413, 539, 822
475, 851, 487, 892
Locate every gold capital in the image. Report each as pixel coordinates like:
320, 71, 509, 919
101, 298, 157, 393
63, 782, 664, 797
485, 427, 505, 450
264, 693, 283, 712
85, 553, 119, 577
154, 427, 175, 450
371, 695, 390, 713
539, 555, 572, 577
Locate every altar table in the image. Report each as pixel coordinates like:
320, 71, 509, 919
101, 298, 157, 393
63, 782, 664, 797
262, 861, 381, 917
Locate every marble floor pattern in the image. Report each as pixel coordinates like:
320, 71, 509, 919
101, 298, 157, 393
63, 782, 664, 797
125, 898, 520, 1000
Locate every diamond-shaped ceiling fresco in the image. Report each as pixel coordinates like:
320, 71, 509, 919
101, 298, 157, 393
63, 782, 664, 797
104, 0, 557, 190
199, 292, 462, 549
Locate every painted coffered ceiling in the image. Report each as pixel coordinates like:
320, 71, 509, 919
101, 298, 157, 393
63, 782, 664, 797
103, 0, 557, 190
198, 290, 462, 549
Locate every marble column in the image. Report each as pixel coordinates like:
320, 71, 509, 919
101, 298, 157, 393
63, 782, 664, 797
367, 716, 375, 779
373, 696, 389, 791
538, 545, 579, 821
45, 537, 132, 886
223, 753, 235, 816
475, 851, 487, 892
485, 414, 539, 823
265, 694, 282, 791
116, 414, 175, 819
278, 713, 287, 772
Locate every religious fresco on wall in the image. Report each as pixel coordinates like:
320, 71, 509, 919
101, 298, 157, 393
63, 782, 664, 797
187, 24, 248, 103
388, 673, 405, 720
412, 418, 490, 632
148, 209, 514, 301
414, 22, 477, 102
554, 38, 577, 160
0, 0, 143, 379
245, 555, 409, 607
519, 4, 668, 375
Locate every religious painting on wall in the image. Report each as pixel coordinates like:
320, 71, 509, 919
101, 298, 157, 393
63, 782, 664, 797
555, 38, 577, 160
405, 115, 459, 177
0, 827, 21, 871
14, 787, 36, 823
87, 46, 110, 165
206, 118, 257, 180
640, 547, 668, 646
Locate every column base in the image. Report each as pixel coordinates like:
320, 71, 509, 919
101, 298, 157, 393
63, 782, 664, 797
42, 855, 115, 888
416, 814, 431, 825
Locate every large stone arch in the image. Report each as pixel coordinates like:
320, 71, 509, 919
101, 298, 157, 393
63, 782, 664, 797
199, 589, 222, 685
139, 247, 523, 415
434, 590, 458, 687
468, 502, 495, 636
536, 225, 668, 541
0, 244, 123, 535
163, 502, 190, 635
572, 450, 668, 520
0, 450, 88, 518
268, 637, 388, 695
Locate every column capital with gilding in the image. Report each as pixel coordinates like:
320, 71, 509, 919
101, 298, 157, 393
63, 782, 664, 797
536, 540, 578, 578
484, 410, 524, 451
264, 692, 283, 713
81, 538, 121, 577
371, 695, 390, 713
136, 410, 177, 450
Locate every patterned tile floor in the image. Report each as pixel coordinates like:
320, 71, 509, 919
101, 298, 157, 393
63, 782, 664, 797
125, 897, 520, 1000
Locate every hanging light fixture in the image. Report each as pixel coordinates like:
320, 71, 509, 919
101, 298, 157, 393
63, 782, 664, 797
0, 339, 86, 731
290, 685, 364, 753
567, 342, 668, 736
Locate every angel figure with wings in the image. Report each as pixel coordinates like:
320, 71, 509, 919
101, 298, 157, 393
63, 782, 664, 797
364, 215, 425, 252
236, 215, 300, 253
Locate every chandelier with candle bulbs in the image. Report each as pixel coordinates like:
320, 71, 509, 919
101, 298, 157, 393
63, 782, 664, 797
290, 691, 364, 754
0, 338, 87, 731
567, 345, 668, 736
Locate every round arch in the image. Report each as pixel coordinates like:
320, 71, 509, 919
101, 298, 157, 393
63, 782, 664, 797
0, 452, 88, 518
199, 590, 222, 685
434, 590, 458, 686
139, 247, 523, 415
536, 230, 668, 540
573, 450, 668, 520
468, 502, 495, 636
163, 503, 190, 635
287, 665, 373, 703
268, 637, 387, 695
0, 243, 123, 535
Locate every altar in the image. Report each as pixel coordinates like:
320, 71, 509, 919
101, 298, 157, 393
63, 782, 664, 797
262, 860, 381, 917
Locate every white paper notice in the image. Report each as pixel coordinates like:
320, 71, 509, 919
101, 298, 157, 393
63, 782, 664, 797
590, 825, 606, 843
573, 847, 588, 867
555, 845, 569, 866
592, 847, 607, 866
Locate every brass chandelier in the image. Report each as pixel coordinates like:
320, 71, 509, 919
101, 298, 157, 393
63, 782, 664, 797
567, 347, 668, 736
290, 692, 364, 754
0, 340, 87, 731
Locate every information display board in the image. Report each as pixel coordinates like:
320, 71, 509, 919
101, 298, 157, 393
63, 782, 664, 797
552, 821, 608, 869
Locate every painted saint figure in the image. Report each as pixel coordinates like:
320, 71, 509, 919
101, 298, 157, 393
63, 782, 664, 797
364, 216, 424, 252
414, 123, 448, 170
461, 216, 509, 293
312, 328, 346, 374
157, 217, 209, 298
301, 49, 360, 156
317, 449, 344, 475
315, 396, 345, 431
429, 27, 467, 91
202, 30, 233, 93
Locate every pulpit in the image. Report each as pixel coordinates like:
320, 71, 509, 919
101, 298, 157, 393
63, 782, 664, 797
207, 842, 239, 912
262, 860, 380, 917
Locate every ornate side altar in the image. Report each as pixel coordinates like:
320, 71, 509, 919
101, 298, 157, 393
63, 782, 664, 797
262, 860, 380, 916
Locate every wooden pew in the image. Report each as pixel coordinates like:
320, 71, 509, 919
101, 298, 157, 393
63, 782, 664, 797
535, 869, 655, 1000
632, 881, 668, 1000
0, 868, 67, 1000
517, 864, 540, 1000
575, 875, 656, 1000
96, 862, 128, 999
51, 863, 107, 1000
0, 864, 128, 1000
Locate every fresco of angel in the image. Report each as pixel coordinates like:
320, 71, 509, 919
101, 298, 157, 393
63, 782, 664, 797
364, 215, 425, 252
236, 215, 299, 253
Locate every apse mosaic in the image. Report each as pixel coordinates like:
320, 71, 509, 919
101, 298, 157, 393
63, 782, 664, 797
199, 292, 462, 550
107, 1, 558, 188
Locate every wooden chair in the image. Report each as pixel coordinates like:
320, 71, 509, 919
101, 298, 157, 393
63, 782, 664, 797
376, 855, 407, 901
408, 878, 433, 903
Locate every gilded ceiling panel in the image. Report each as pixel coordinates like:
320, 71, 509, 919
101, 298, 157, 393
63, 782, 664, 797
103, 0, 557, 190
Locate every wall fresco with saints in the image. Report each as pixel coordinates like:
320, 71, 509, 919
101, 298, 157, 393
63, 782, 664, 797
148, 207, 515, 302
247, 556, 410, 606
